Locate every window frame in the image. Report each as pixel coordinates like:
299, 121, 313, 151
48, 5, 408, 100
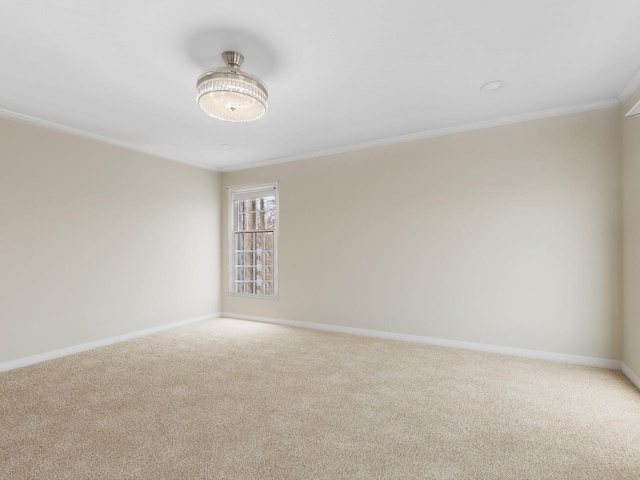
227, 181, 279, 300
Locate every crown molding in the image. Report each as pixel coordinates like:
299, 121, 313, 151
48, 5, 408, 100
0, 97, 620, 175
618, 66, 640, 103
0, 107, 219, 172
221, 98, 620, 172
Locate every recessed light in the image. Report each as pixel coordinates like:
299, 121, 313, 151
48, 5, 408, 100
220, 144, 233, 150
480, 80, 505, 92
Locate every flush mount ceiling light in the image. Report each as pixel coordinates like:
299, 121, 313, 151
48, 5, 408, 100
196, 51, 268, 122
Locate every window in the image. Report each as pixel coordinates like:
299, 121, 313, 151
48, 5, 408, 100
228, 183, 278, 298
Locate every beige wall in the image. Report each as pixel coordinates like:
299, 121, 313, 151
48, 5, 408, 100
622, 88, 640, 376
0, 117, 221, 363
222, 107, 623, 360
1, 103, 628, 366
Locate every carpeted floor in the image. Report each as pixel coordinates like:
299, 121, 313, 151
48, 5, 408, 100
1, 318, 639, 479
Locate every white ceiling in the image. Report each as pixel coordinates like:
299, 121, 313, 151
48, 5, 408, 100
1, 0, 640, 171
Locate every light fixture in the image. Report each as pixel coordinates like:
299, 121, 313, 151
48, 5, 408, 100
196, 51, 268, 122
480, 80, 504, 92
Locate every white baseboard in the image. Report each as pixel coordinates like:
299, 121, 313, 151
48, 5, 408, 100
3, 312, 628, 378
0, 313, 221, 373
621, 363, 640, 390
221, 312, 621, 370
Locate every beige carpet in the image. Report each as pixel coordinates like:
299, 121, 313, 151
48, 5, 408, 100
1, 318, 639, 479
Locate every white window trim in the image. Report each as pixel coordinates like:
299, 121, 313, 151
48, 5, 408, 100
226, 181, 279, 300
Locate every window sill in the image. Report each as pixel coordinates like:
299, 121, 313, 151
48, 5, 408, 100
227, 292, 279, 301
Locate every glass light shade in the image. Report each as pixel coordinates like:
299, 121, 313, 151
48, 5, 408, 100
197, 68, 268, 122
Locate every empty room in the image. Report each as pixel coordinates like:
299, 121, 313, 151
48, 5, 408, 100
1, 1, 640, 478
